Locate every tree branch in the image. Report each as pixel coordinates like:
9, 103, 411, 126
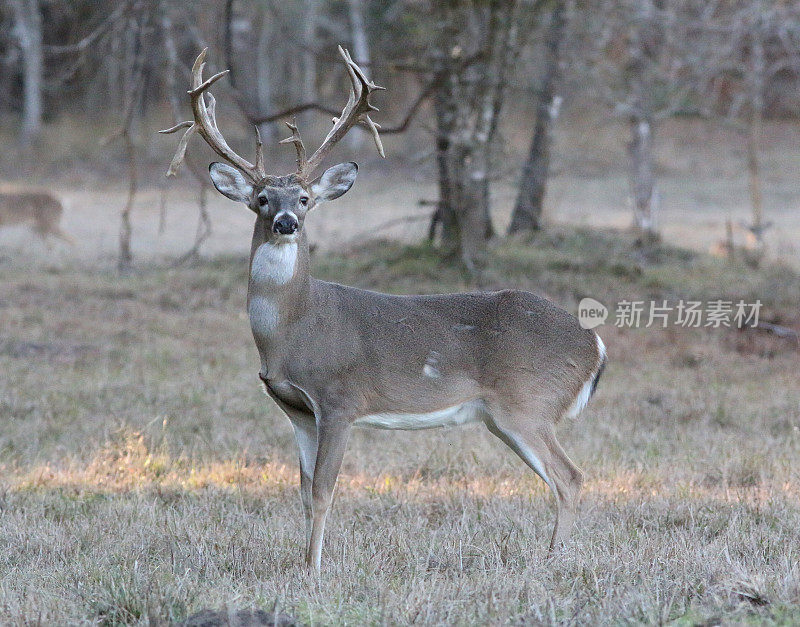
43, 1, 132, 56
249, 80, 434, 135
249, 102, 341, 125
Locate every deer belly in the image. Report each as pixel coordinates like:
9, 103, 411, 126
354, 400, 485, 431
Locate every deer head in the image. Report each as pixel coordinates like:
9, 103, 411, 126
160, 46, 385, 242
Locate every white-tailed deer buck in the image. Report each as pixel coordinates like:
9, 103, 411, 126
0, 188, 73, 244
162, 48, 607, 574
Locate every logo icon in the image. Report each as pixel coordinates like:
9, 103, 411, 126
578, 297, 608, 329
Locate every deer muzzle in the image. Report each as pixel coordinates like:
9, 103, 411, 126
272, 212, 299, 235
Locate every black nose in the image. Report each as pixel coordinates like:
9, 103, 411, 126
272, 215, 298, 235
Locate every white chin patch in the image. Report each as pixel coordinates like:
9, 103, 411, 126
248, 295, 279, 337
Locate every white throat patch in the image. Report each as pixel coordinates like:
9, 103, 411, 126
248, 296, 279, 337
251, 241, 298, 287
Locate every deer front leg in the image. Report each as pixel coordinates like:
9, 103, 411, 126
290, 416, 317, 554
307, 416, 351, 574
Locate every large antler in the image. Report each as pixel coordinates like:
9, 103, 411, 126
159, 48, 266, 182
285, 46, 385, 179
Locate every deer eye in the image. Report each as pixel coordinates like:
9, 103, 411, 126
299, 196, 309, 206
258, 195, 268, 206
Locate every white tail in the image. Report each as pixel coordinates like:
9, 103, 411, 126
567, 335, 607, 419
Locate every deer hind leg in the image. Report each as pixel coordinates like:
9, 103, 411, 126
486, 411, 584, 552
541, 432, 584, 551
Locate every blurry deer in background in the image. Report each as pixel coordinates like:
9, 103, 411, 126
162, 47, 607, 574
709, 217, 772, 267
0, 189, 74, 244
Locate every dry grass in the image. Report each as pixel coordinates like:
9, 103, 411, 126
1, 230, 799, 624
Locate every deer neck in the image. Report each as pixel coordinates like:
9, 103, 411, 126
247, 218, 311, 367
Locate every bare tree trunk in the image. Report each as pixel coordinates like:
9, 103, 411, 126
119, 131, 136, 272
256, 5, 276, 146
429, 62, 460, 255
224, 0, 235, 81
628, 114, 659, 243
301, 0, 319, 127
116, 0, 154, 272
428, 0, 517, 272
348, 0, 370, 71
459, 172, 489, 274
724, 216, 734, 262
347, 0, 370, 149
745, 17, 766, 263
746, 110, 764, 237
428, 0, 462, 254
470, 0, 517, 243
509, 1, 565, 234
625, 0, 660, 245
10, 0, 43, 150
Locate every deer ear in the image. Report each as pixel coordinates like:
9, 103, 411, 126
209, 162, 253, 204
311, 162, 358, 202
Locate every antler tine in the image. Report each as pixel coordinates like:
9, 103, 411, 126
205, 92, 220, 134
254, 126, 267, 179
159, 121, 198, 178
302, 45, 385, 177
159, 48, 264, 182
279, 118, 308, 174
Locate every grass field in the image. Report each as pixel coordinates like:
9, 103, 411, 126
1, 229, 799, 624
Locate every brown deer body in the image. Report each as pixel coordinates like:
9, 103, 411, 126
0, 189, 73, 244
162, 48, 607, 574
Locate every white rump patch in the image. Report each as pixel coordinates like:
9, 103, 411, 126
354, 400, 485, 431
566, 334, 606, 419
251, 241, 298, 286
